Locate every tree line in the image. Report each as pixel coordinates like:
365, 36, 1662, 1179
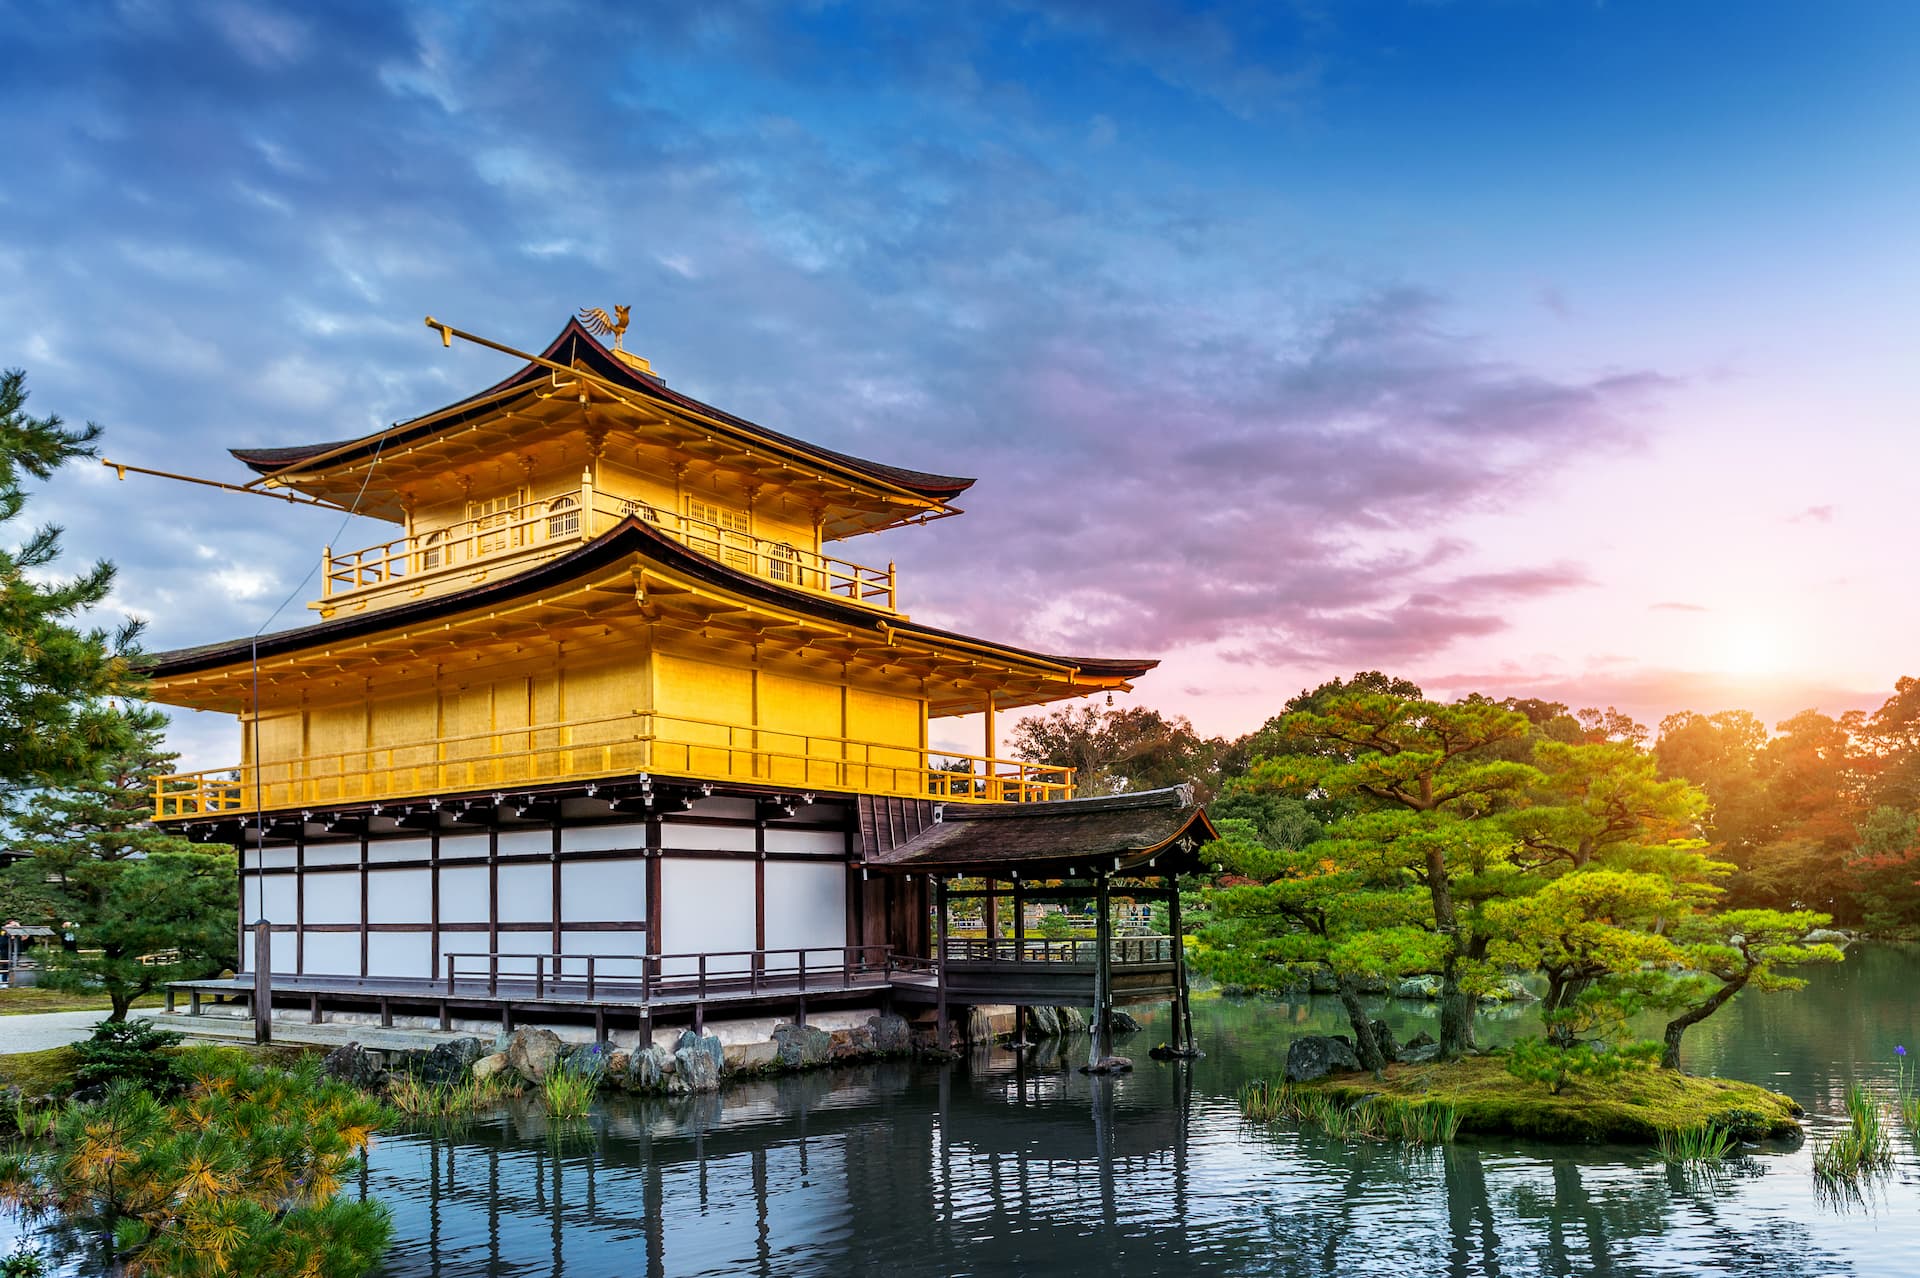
1011, 673, 1897, 1072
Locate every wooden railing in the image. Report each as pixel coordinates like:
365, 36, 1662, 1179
319, 477, 897, 611
441, 945, 897, 1002
941, 936, 1175, 966
152, 708, 1073, 819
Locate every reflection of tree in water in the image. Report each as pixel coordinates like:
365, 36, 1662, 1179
1494, 1154, 1850, 1278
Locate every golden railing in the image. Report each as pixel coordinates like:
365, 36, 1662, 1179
152, 709, 1072, 820
320, 477, 897, 610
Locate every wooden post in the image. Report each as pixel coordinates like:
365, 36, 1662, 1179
934, 876, 950, 1049
252, 920, 272, 1045
1168, 876, 1190, 1054
984, 877, 1000, 943
1088, 874, 1113, 1068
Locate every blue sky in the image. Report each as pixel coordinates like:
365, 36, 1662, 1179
2, 0, 1915, 761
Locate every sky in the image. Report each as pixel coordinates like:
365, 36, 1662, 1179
1, 0, 1915, 768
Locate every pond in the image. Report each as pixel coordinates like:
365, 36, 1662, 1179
14, 945, 1920, 1275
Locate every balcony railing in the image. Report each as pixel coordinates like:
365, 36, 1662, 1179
320, 477, 897, 611
151, 709, 1072, 820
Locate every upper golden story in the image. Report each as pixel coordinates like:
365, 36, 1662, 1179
139, 315, 1161, 821
234, 317, 975, 619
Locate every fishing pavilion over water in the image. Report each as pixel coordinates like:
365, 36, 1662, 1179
134, 312, 1216, 1064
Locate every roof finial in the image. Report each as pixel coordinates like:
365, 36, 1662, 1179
578, 304, 631, 350
578, 303, 656, 376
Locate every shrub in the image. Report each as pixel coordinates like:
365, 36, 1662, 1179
0, 1049, 394, 1277
70, 1019, 184, 1098
1505, 1037, 1660, 1096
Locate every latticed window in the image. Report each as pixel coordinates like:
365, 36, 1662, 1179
767, 543, 795, 583
420, 529, 446, 570
686, 498, 755, 571
546, 495, 580, 539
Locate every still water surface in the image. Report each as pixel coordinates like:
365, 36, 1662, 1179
361, 944, 1920, 1277
12, 947, 1920, 1275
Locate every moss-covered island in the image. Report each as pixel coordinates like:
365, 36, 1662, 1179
1294, 1055, 1802, 1144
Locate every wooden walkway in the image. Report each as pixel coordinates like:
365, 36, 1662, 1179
168, 937, 1180, 1045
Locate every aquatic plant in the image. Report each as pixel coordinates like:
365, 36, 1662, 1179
1812, 1084, 1893, 1185
1657, 1122, 1737, 1163
1240, 1080, 1458, 1145
540, 1049, 610, 1119
387, 1068, 514, 1122
1239, 1079, 1291, 1123
1895, 1045, 1920, 1128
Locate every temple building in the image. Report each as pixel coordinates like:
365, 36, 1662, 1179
141, 313, 1214, 1058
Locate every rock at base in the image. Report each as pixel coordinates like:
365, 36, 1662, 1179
1026, 1006, 1061, 1039
1081, 1056, 1134, 1074
1285, 1034, 1363, 1083
403, 1037, 485, 1087
628, 1044, 671, 1091
771, 1023, 833, 1069
504, 1028, 565, 1082
1368, 1019, 1401, 1064
1106, 1009, 1142, 1035
1403, 1030, 1436, 1051
1401, 1044, 1443, 1064
868, 1013, 912, 1055
670, 1031, 724, 1093
321, 1042, 386, 1091
1393, 976, 1441, 1001
470, 1052, 509, 1082
725, 1040, 779, 1072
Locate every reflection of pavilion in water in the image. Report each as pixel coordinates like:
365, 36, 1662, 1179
353, 1008, 1856, 1278
362, 1039, 1205, 1277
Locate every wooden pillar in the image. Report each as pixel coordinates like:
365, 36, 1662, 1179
984, 878, 1000, 941
1088, 874, 1112, 1067
934, 876, 950, 1048
1012, 877, 1025, 945
1168, 875, 1190, 1054
252, 920, 272, 1045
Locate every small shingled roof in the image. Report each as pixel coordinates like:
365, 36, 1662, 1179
865, 785, 1217, 875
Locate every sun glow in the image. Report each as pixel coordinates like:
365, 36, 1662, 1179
1719, 625, 1791, 677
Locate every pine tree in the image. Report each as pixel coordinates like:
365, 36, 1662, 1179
6, 708, 232, 1019
0, 368, 141, 789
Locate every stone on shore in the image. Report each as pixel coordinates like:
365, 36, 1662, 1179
504, 1028, 565, 1082
1285, 1034, 1363, 1083
868, 1013, 912, 1054
471, 1052, 509, 1082
772, 1023, 833, 1069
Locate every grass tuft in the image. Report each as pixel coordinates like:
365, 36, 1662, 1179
1658, 1122, 1737, 1164
387, 1068, 515, 1121
1241, 1077, 1459, 1145
1813, 1083, 1893, 1185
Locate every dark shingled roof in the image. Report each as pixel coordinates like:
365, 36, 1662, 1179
138, 514, 1159, 687
864, 786, 1217, 874
231, 318, 975, 502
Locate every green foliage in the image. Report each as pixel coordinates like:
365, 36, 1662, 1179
41, 849, 237, 1022
1, 1049, 393, 1276
1897, 1046, 1920, 1129
0, 368, 143, 791
71, 1019, 184, 1097
1505, 1037, 1661, 1096
1009, 703, 1230, 801
1658, 1122, 1737, 1163
1657, 908, 1843, 1070
1036, 912, 1073, 940
1812, 1083, 1893, 1185
0, 1240, 43, 1278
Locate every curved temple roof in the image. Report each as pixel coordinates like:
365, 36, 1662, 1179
231, 318, 976, 503
861, 786, 1219, 876
139, 513, 1156, 695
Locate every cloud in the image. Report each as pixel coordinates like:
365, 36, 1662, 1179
1790, 504, 1835, 524
0, 2, 1668, 710
1650, 601, 1709, 613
